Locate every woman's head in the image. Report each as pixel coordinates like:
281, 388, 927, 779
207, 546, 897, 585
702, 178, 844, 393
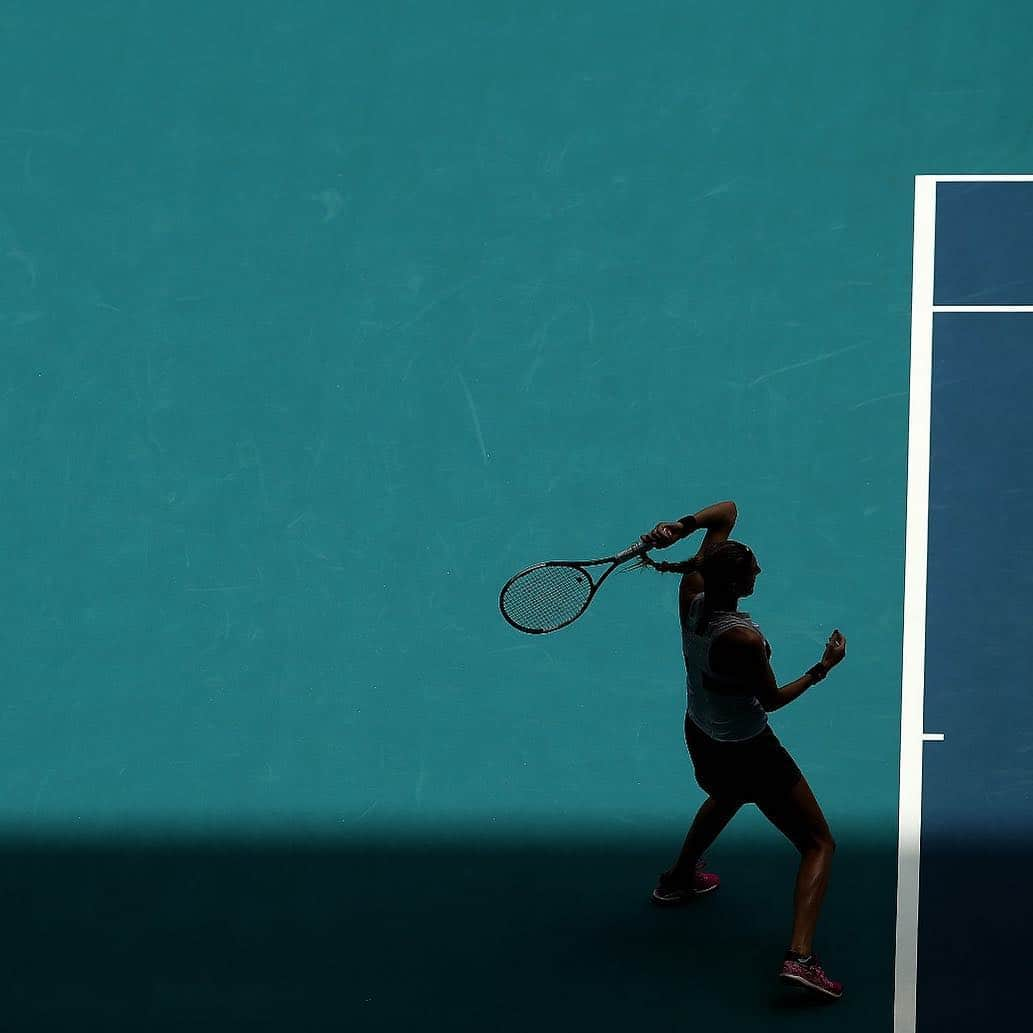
633, 539, 762, 600
699, 540, 761, 598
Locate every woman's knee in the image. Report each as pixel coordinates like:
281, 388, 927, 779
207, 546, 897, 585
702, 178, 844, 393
814, 830, 836, 856
795, 826, 835, 857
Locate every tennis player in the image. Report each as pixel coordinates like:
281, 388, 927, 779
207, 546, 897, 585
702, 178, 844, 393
638, 500, 846, 999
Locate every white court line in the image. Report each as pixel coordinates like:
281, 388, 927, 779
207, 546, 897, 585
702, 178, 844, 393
929, 174, 1033, 181
921, 733, 945, 742
934, 306, 1033, 312
894, 175, 937, 1033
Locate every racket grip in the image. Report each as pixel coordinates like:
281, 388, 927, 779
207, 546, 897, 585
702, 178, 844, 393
614, 541, 651, 563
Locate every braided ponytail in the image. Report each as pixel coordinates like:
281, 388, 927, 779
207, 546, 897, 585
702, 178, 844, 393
635, 540, 754, 586
632, 553, 703, 575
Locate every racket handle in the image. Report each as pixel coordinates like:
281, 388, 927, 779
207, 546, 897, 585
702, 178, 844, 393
614, 541, 651, 564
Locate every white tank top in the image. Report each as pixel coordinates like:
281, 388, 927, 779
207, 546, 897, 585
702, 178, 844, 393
681, 593, 769, 742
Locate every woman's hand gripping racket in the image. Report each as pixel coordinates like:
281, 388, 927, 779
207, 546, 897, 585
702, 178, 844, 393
499, 538, 654, 634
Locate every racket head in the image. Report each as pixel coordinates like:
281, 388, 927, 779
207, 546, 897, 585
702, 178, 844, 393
498, 562, 595, 634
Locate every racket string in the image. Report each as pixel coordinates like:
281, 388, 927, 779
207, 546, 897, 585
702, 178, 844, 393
501, 565, 593, 632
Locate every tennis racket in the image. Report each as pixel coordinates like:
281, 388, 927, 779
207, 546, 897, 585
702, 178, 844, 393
499, 539, 650, 634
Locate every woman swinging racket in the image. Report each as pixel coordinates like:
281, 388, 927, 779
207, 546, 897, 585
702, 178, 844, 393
637, 500, 847, 999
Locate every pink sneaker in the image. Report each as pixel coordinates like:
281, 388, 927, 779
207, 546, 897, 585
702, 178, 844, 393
779, 953, 843, 999
650, 858, 720, 905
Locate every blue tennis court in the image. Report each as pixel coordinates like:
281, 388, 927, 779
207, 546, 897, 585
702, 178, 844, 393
897, 177, 1033, 1032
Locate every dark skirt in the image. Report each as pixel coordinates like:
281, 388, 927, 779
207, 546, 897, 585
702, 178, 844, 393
684, 713, 803, 805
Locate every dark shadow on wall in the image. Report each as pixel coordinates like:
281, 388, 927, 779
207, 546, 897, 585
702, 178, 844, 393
0, 829, 910, 1032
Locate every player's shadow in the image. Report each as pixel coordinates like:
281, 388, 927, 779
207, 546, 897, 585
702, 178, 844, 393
0, 829, 903, 1032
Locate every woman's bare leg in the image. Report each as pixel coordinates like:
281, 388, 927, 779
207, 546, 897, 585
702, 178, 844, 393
756, 776, 835, 954
664, 795, 742, 883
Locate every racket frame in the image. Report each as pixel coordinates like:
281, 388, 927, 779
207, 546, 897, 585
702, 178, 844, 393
498, 540, 650, 634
